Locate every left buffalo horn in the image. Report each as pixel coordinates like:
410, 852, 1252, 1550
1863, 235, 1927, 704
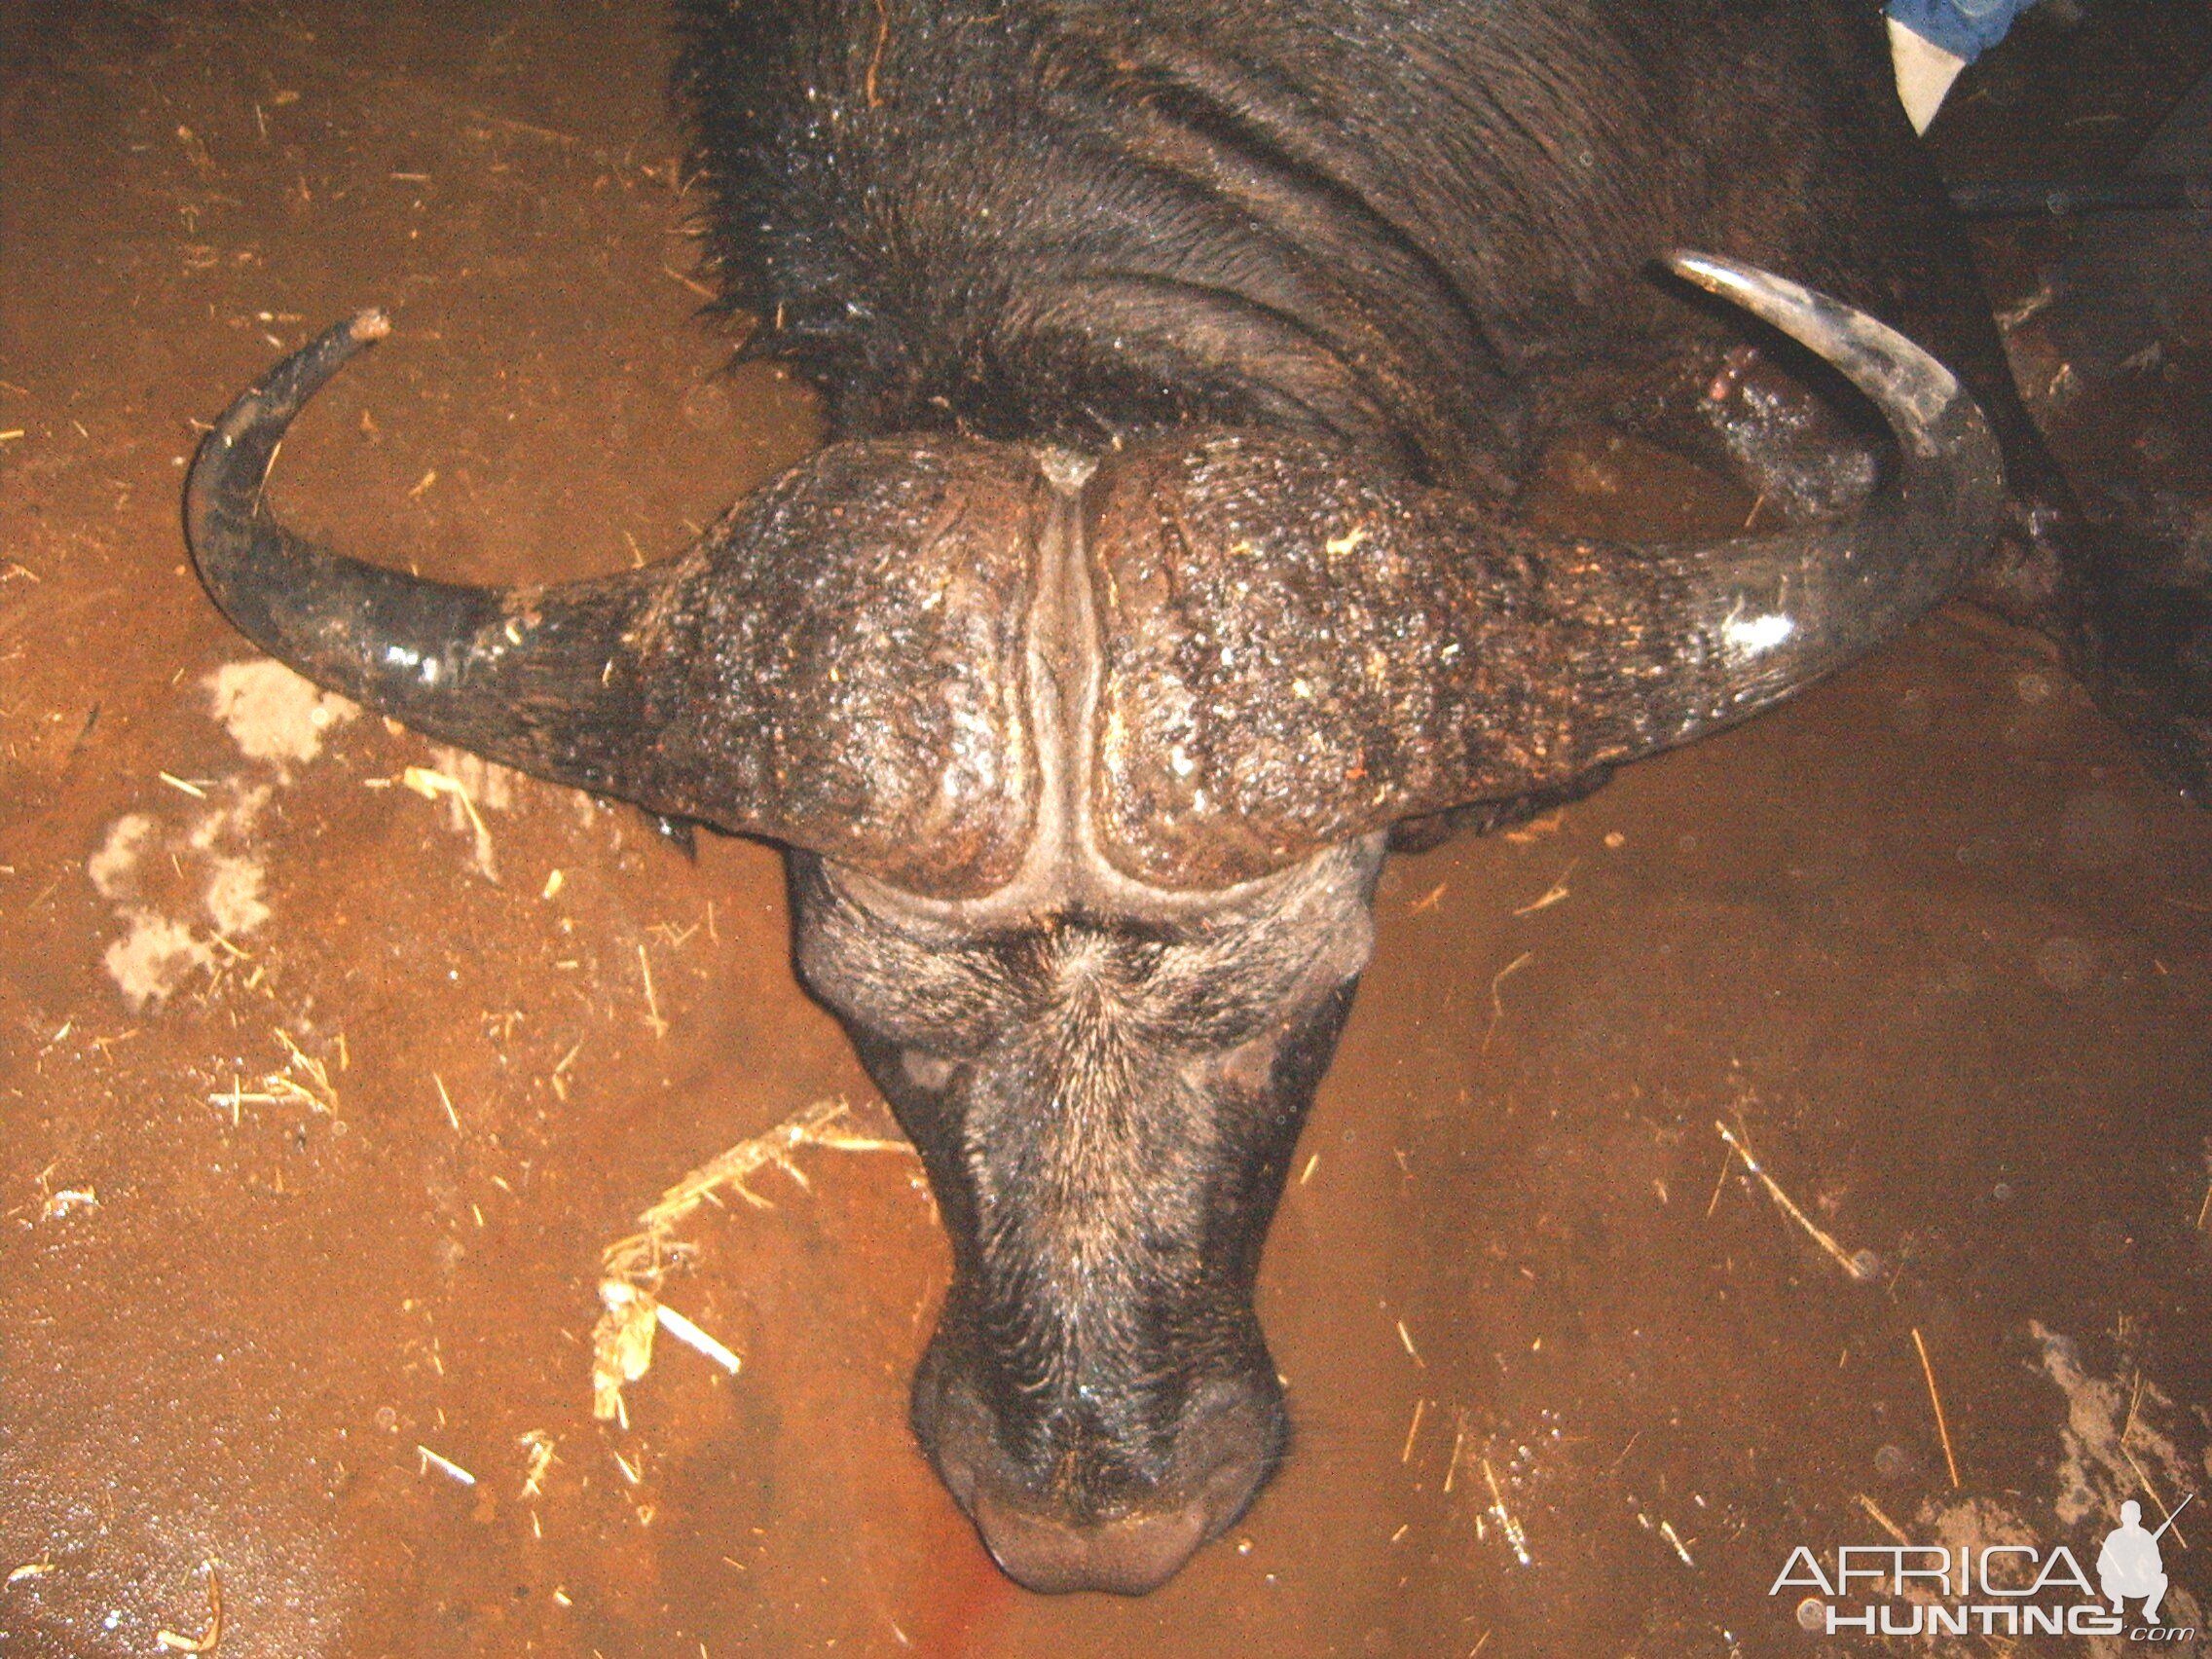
185, 312, 1048, 898
1081, 253, 2009, 890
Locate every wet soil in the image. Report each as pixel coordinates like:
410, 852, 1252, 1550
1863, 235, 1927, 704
2, 4, 2208, 1656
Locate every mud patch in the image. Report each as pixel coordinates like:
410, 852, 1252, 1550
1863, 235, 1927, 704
5, 5, 2209, 1655
89, 661, 334, 1008
2032, 1322, 2199, 1533
87, 813, 158, 903
91, 773, 276, 1008
204, 659, 356, 767
101, 910, 216, 1012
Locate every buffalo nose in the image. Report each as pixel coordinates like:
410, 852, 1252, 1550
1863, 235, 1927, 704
972, 1492, 1213, 1596
930, 1385, 1278, 1593
914, 1347, 1284, 1593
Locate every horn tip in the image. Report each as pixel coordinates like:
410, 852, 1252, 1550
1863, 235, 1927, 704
1663, 249, 1776, 307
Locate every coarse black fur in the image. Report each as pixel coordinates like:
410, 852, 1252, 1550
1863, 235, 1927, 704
673, 0, 2212, 774
671, 0, 2025, 483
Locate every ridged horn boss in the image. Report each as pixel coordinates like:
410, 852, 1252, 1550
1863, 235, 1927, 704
185, 254, 2003, 899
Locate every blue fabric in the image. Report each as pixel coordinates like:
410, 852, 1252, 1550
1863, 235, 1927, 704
1887, 0, 2041, 63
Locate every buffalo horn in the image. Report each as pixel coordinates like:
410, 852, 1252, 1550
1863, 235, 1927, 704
1083, 252, 2008, 889
185, 312, 1047, 897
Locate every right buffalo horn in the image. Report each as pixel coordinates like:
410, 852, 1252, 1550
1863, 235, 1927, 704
185, 313, 1051, 898
1082, 252, 2008, 891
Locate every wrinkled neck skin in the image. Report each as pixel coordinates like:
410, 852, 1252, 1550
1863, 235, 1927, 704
789, 446, 1386, 1590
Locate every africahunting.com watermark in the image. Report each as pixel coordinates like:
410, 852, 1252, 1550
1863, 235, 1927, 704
1772, 1495, 2195, 1641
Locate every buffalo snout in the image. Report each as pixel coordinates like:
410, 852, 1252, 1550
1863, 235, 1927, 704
912, 1340, 1284, 1595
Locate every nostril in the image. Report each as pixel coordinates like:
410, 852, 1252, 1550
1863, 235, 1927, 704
937, 1391, 1278, 1594
914, 1346, 1285, 1593
973, 1493, 1213, 1596
901, 1047, 956, 1090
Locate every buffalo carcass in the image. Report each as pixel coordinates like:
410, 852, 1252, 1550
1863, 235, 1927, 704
183, 0, 2194, 1597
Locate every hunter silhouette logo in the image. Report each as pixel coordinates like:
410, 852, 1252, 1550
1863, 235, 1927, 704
2100, 1495, 2190, 1626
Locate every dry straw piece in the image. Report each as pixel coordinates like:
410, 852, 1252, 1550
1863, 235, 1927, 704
591, 1098, 910, 1424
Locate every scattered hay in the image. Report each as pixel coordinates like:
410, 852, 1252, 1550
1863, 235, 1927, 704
396, 764, 499, 882
590, 1098, 909, 1424
1510, 859, 1578, 917
1480, 1456, 1532, 1568
416, 1445, 476, 1487
1480, 950, 1534, 1053
1911, 1327, 1963, 1490
204, 1028, 340, 1120
153, 1559, 222, 1654
1713, 1121, 1873, 1282
518, 1430, 557, 1500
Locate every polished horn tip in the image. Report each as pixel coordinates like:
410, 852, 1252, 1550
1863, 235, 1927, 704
1657, 248, 1973, 459
1662, 248, 1784, 304
190, 308, 402, 553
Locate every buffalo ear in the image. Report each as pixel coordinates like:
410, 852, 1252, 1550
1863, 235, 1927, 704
186, 313, 1053, 900
1386, 772, 1616, 854
1083, 254, 2006, 891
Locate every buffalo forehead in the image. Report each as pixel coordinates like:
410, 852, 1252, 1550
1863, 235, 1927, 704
652, 439, 1048, 898
1087, 434, 1609, 890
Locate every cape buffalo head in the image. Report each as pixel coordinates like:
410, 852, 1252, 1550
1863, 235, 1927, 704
184, 255, 2002, 1593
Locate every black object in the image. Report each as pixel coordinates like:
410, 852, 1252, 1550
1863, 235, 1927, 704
1950, 173, 2212, 215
